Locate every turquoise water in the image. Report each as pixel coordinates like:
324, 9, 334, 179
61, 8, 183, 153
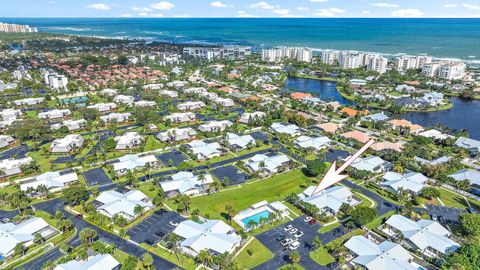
241, 210, 270, 226
2, 18, 480, 61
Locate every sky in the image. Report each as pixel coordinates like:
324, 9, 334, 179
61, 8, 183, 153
1, 0, 480, 18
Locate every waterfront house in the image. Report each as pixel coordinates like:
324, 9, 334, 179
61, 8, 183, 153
50, 134, 84, 153
360, 112, 389, 123
455, 137, 480, 155
114, 132, 143, 150
95, 190, 152, 220
417, 129, 454, 140
448, 168, 480, 195
389, 119, 424, 134
290, 92, 313, 100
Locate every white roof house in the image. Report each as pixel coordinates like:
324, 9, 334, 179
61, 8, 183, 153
157, 127, 197, 142
134, 100, 156, 107
87, 103, 117, 112
414, 156, 451, 166
167, 80, 188, 89
198, 120, 233, 133
385, 215, 460, 257
177, 101, 205, 111
20, 170, 79, 192
295, 135, 331, 151
38, 109, 71, 120
381, 172, 429, 194
213, 97, 235, 107
95, 190, 152, 220
344, 235, 417, 270
183, 87, 206, 94
0, 135, 15, 148
99, 88, 118, 97
239, 111, 266, 124
54, 254, 120, 270
245, 153, 290, 174
448, 168, 480, 186
51, 119, 87, 131
270, 122, 301, 136
50, 134, 84, 153
159, 90, 178, 98
226, 133, 256, 151
417, 129, 454, 140
14, 97, 44, 106
187, 140, 223, 160
143, 84, 164, 90
114, 132, 143, 150
0, 157, 33, 177
198, 91, 218, 99
113, 95, 135, 106
360, 112, 389, 123
0, 217, 57, 258
350, 156, 391, 173
172, 219, 241, 256
160, 171, 214, 196
299, 186, 360, 214
455, 137, 480, 152
112, 154, 157, 175
0, 108, 23, 121
164, 112, 196, 123
100, 112, 131, 124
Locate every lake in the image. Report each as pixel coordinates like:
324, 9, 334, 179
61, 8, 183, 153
284, 77, 480, 140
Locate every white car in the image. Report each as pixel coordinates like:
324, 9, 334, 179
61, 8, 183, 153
281, 238, 294, 247
284, 225, 293, 231
304, 216, 312, 222
289, 228, 298, 234
294, 231, 304, 238
289, 241, 300, 250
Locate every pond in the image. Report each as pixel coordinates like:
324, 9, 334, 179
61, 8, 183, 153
284, 77, 353, 105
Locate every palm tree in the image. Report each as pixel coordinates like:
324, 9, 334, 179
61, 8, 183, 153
134, 204, 144, 217
167, 234, 183, 265
247, 219, 258, 230
196, 250, 213, 267
312, 235, 323, 253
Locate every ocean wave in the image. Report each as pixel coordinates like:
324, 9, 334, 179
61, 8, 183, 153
41, 26, 95, 32
142, 31, 165, 35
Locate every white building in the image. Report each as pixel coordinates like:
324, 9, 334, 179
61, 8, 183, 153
262, 47, 312, 62
54, 254, 120, 270
177, 101, 205, 111
0, 108, 22, 121
159, 90, 178, 98
87, 103, 117, 113
366, 55, 388, 74
20, 170, 79, 192
245, 153, 291, 175
321, 50, 341, 65
157, 127, 197, 143
95, 190, 152, 220
350, 156, 391, 173
395, 55, 432, 73
187, 140, 224, 160
0, 135, 15, 148
99, 88, 118, 97
51, 119, 86, 131
50, 134, 84, 153
0, 157, 33, 177
239, 111, 266, 124
299, 186, 360, 214
112, 154, 158, 175
44, 72, 68, 89
164, 112, 196, 123
294, 135, 331, 151
422, 61, 466, 80
160, 171, 214, 197
14, 97, 44, 106
38, 109, 71, 120
100, 112, 131, 124
270, 122, 301, 136
114, 132, 143, 150
213, 97, 235, 107
184, 46, 251, 60
226, 133, 256, 151
113, 95, 135, 106
381, 172, 429, 194
198, 120, 233, 133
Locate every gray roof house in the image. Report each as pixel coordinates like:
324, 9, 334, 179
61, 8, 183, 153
381, 172, 429, 194
350, 156, 391, 173
54, 254, 120, 270
95, 190, 152, 220
361, 112, 389, 123
160, 171, 214, 197
455, 136, 480, 154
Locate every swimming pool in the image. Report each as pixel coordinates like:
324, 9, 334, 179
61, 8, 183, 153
241, 210, 270, 226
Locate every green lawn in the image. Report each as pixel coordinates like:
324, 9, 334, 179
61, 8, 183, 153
183, 170, 311, 221
140, 243, 198, 270
235, 238, 274, 269
278, 264, 305, 270
309, 247, 335, 266
318, 222, 341, 234
438, 188, 468, 209
144, 135, 164, 151
365, 210, 395, 230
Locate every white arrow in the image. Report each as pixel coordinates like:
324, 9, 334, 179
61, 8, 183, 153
311, 139, 375, 196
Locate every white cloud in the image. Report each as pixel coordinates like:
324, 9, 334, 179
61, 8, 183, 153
297, 6, 309, 12
373, 3, 399, 8
132, 6, 152, 12
86, 3, 110, 10
362, 10, 371, 15
273, 9, 290, 15
150, 1, 174, 10
310, 0, 329, 2
463, 3, 480, 10
444, 4, 458, 8
237, 10, 260, 17
210, 1, 232, 8
315, 8, 346, 17
250, 1, 274, 10
391, 9, 424, 17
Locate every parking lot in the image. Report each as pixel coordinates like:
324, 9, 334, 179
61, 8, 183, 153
211, 165, 250, 185
323, 148, 350, 163
82, 168, 112, 187
127, 210, 185, 245
156, 151, 187, 167
250, 131, 269, 143
426, 205, 466, 223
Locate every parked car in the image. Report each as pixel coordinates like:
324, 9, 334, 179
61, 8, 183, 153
276, 234, 286, 241
155, 231, 165, 238
75, 214, 83, 220
289, 241, 300, 250
308, 219, 317, 225
144, 239, 155, 245
289, 228, 298, 234
280, 238, 293, 247
294, 231, 304, 238
468, 207, 476, 214
304, 216, 312, 222
284, 225, 293, 231
169, 220, 179, 226
438, 215, 445, 223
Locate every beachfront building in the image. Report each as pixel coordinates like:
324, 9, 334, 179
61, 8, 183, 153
183, 45, 251, 60
239, 111, 266, 124
54, 254, 120, 270
233, 201, 289, 230
114, 132, 143, 150
0, 217, 58, 259
350, 156, 391, 173
20, 170, 79, 193
112, 154, 158, 175
383, 215, 460, 258
380, 172, 429, 195
366, 55, 388, 74
0, 157, 33, 177
245, 153, 291, 176
270, 122, 301, 137
321, 50, 341, 65
0, 22, 38, 33
157, 127, 197, 143
50, 134, 84, 153
172, 219, 241, 256
394, 55, 432, 73
298, 186, 361, 215
164, 112, 196, 123
422, 61, 466, 80
38, 109, 71, 121
198, 120, 233, 133
113, 95, 135, 106
294, 135, 331, 151
262, 47, 312, 62
177, 101, 205, 111
87, 103, 117, 113
185, 140, 224, 160
100, 112, 131, 124
95, 190, 152, 220
160, 171, 214, 197
225, 133, 256, 151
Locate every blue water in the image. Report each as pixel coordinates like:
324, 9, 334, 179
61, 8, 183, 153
241, 210, 270, 226
1, 18, 480, 61
285, 77, 353, 105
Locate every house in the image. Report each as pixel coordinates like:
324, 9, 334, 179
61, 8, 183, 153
198, 120, 233, 133
418, 92, 444, 107
87, 103, 117, 113
99, 88, 118, 97
14, 97, 44, 106
0, 157, 33, 177
95, 190, 152, 220
143, 84, 164, 90
371, 141, 404, 152
414, 156, 451, 166
38, 109, 71, 120
183, 87, 206, 94
134, 100, 156, 107
350, 156, 391, 173
381, 172, 429, 194
295, 135, 331, 151
344, 235, 418, 270
239, 111, 266, 124
198, 91, 219, 99
291, 92, 313, 100
0, 217, 58, 258
160, 171, 214, 197
20, 170, 79, 192
112, 154, 158, 175
455, 136, 480, 154
164, 112, 196, 123
417, 129, 454, 140
157, 127, 197, 142
172, 219, 241, 256
361, 112, 389, 123
340, 107, 368, 117
213, 97, 235, 107
0, 135, 15, 148
159, 89, 178, 98
177, 101, 205, 111
167, 80, 188, 89
114, 132, 143, 150
225, 133, 256, 151
113, 95, 135, 106
0, 108, 22, 121
448, 169, 480, 194
50, 134, 84, 153
245, 153, 291, 175
316, 122, 339, 134
270, 122, 301, 136
51, 119, 87, 131
186, 140, 223, 160
340, 130, 372, 144
389, 119, 424, 134
299, 185, 360, 215
54, 254, 120, 270
383, 215, 460, 258
100, 112, 131, 124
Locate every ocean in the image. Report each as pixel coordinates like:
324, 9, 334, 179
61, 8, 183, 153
1, 18, 480, 62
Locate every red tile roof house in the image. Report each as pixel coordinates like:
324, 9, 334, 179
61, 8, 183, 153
340, 130, 372, 144
290, 92, 313, 100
